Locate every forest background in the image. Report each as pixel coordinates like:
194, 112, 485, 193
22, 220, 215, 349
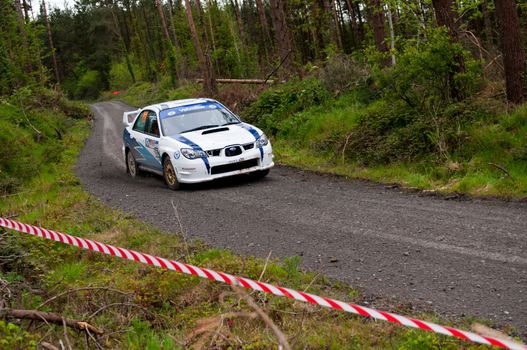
0, 0, 527, 348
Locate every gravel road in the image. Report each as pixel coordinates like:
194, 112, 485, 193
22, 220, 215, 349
78, 101, 527, 336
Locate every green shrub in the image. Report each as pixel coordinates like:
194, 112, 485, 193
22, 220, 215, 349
243, 78, 330, 135
74, 69, 105, 100
373, 28, 483, 109
0, 321, 38, 349
109, 60, 142, 91
0, 88, 89, 194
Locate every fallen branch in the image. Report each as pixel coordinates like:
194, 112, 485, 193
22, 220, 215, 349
196, 78, 275, 84
232, 285, 291, 350
2, 308, 103, 334
40, 342, 60, 350
488, 162, 512, 178
38, 286, 132, 309
86, 302, 150, 321
471, 323, 525, 347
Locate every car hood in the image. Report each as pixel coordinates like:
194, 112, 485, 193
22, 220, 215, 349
168, 124, 260, 150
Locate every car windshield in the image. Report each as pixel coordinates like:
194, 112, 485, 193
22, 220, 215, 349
159, 102, 240, 136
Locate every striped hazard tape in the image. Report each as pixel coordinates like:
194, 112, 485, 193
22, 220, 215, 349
0, 217, 524, 350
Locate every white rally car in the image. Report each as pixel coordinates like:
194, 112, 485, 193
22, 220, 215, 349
122, 98, 274, 190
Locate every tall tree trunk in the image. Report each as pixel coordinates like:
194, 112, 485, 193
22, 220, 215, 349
206, 0, 217, 53
344, 0, 359, 46
184, 0, 216, 94
354, 1, 365, 43
42, 0, 60, 85
494, 0, 526, 103
322, 0, 341, 49
111, 1, 135, 85
386, 3, 396, 65
432, 0, 461, 40
230, 0, 247, 49
432, 0, 465, 99
255, 0, 272, 46
22, 0, 30, 22
330, 0, 343, 49
155, 0, 179, 84
269, 0, 294, 74
366, 0, 389, 65
14, 0, 33, 73
481, 0, 493, 49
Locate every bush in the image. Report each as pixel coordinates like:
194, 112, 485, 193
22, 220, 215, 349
74, 69, 105, 100
109, 60, 142, 91
243, 78, 331, 135
342, 29, 487, 165
373, 28, 483, 109
0, 88, 89, 194
316, 54, 369, 95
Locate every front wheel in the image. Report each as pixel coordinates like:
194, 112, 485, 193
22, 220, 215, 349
163, 157, 180, 190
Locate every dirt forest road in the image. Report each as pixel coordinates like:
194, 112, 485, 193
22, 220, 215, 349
79, 101, 527, 336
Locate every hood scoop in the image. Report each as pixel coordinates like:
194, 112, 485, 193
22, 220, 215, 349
202, 127, 229, 135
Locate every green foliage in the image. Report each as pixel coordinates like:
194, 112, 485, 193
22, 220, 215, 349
243, 78, 331, 135
109, 60, 142, 91
117, 81, 198, 107
0, 87, 89, 194
282, 255, 302, 286
126, 320, 178, 350
343, 29, 485, 164
372, 28, 483, 108
74, 69, 105, 99
0, 0, 45, 95
0, 321, 38, 349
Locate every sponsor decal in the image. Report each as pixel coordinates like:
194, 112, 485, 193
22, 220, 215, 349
160, 102, 222, 119
145, 138, 158, 149
174, 149, 181, 159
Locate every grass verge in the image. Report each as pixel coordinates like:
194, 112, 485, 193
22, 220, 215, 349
0, 95, 509, 348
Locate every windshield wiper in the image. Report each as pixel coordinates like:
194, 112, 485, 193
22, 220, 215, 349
180, 125, 219, 133
221, 121, 241, 126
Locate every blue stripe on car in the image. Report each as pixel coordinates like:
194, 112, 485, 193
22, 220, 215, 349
124, 129, 162, 169
238, 124, 264, 160
173, 135, 211, 174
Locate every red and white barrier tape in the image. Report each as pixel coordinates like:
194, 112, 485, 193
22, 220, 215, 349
0, 217, 524, 350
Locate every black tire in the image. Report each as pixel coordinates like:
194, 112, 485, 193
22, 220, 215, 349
163, 156, 180, 190
250, 169, 270, 179
126, 150, 141, 177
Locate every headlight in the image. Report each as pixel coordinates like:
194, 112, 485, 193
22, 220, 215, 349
255, 134, 269, 148
181, 148, 208, 159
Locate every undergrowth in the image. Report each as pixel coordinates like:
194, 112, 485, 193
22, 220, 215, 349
243, 30, 527, 198
0, 89, 497, 348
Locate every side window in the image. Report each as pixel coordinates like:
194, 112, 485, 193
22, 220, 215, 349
146, 112, 160, 137
133, 110, 149, 133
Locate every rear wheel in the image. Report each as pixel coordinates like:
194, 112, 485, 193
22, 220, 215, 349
126, 151, 141, 177
163, 156, 180, 190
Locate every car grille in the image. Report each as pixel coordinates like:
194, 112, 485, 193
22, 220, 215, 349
206, 143, 255, 157
225, 145, 242, 157
211, 158, 259, 175
206, 149, 221, 156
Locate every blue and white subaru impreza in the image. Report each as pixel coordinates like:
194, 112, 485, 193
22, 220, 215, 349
122, 98, 274, 190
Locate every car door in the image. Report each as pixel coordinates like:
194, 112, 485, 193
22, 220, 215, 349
142, 111, 162, 172
129, 110, 162, 172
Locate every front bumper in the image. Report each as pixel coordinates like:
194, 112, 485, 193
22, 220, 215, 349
173, 144, 274, 183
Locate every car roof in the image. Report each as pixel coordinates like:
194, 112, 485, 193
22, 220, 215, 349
143, 98, 216, 112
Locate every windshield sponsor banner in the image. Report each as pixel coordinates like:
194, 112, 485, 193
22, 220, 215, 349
0, 217, 523, 350
160, 102, 221, 120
